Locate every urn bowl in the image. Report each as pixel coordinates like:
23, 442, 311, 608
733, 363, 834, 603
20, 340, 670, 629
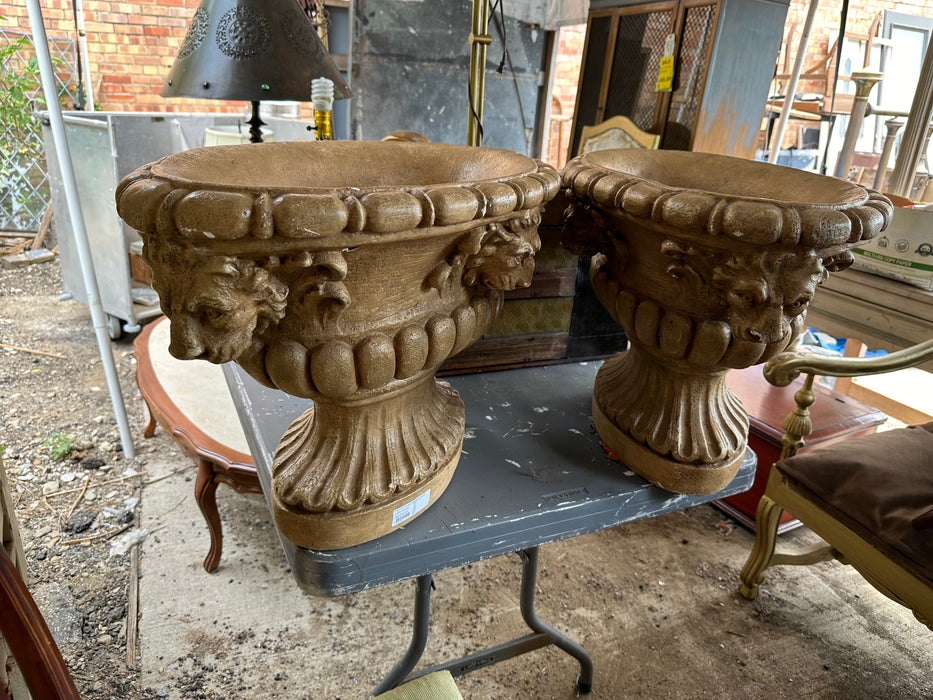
117, 140, 559, 548
562, 149, 891, 494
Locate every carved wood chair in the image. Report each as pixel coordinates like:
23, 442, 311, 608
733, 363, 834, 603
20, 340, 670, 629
1, 457, 81, 699
739, 337, 933, 629
578, 115, 660, 154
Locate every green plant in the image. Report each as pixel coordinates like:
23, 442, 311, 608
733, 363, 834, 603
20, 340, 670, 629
0, 30, 72, 230
0, 34, 47, 167
42, 432, 74, 461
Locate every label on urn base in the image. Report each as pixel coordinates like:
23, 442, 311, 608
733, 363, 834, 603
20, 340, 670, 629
392, 489, 431, 527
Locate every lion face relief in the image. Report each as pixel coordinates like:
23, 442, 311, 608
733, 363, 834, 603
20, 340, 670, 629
462, 214, 542, 291
153, 256, 288, 364
712, 251, 827, 345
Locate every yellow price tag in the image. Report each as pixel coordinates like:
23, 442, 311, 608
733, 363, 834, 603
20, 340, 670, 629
656, 55, 674, 92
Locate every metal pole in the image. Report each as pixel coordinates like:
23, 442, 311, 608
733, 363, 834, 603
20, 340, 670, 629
25, 0, 135, 458
467, 0, 491, 146
833, 71, 882, 179
345, 0, 354, 140
74, 0, 94, 111
767, 0, 820, 164
890, 39, 933, 197
872, 117, 903, 191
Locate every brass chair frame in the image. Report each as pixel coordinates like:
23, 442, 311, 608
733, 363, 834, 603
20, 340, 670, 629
738, 338, 933, 628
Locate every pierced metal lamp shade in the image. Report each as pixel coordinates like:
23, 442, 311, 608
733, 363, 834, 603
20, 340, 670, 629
162, 0, 351, 102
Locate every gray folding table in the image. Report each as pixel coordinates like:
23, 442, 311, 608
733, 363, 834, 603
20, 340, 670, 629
223, 360, 756, 695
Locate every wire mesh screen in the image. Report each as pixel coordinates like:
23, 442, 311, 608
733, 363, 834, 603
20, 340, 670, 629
661, 4, 715, 150
604, 10, 673, 133
1, 30, 79, 232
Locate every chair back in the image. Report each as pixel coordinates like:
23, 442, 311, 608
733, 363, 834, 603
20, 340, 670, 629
578, 115, 660, 154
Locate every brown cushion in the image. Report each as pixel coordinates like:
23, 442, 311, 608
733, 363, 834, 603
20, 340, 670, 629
914, 509, 933, 530
775, 422, 933, 583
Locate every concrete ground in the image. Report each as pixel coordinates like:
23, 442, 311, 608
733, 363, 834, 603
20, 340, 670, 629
136, 426, 932, 700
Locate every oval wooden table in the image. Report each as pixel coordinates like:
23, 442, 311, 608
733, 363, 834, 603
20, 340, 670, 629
134, 316, 261, 572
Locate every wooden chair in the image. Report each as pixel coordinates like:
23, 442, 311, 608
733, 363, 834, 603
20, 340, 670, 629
739, 338, 933, 628
1, 458, 81, 699
578, 115, 659, 154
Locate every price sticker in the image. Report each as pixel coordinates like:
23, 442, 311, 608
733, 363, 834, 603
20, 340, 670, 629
392, 489, 431, 527
657, 33, 676, 92
656, 56, 674, 92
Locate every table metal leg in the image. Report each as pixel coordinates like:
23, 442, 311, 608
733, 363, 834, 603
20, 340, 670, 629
371, 574, 434, 696
519, 546, 594, 694
372, 547, 593, 696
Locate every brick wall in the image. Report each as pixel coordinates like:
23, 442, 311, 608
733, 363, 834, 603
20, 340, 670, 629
2, 0, 240, 113
547, 24, 585, 165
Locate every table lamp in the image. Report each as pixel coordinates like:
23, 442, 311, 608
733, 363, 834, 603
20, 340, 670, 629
161, 0, 351, 142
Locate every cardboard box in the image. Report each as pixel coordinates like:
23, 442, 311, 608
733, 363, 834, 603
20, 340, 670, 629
851, 206, 933, 291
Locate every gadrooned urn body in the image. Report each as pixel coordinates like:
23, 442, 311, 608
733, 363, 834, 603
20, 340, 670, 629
561, 149, 892, 494
116, 140, 560, 548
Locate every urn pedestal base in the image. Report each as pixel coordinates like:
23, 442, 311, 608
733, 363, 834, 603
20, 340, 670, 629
592, 348, 749, 495
271, 376, 464, 550
270, 454, 459, 550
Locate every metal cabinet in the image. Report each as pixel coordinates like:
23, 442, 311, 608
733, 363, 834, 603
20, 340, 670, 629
43, 112, 312, 338
571, 0, 790, 159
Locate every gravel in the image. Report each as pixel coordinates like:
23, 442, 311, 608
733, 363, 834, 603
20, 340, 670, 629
1, 258, 148, 697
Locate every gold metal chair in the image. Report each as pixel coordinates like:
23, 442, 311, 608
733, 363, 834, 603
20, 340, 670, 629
739, 338, 933, 628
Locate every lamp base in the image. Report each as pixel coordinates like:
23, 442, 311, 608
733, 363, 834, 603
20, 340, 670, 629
248, 100, 265, 143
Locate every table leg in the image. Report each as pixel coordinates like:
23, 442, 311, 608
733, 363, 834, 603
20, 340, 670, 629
519, 546, 594, 694
143, 402, 157, 439
371, 547, 594, 696
194, 458, 223, 573
371, 574, 434, 695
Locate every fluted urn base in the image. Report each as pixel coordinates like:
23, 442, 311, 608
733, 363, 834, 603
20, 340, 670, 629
270, 375, 464, 549
593, 346, 749, 494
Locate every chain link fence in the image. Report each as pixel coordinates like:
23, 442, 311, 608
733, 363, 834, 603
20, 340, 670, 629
0, 29, 80, 233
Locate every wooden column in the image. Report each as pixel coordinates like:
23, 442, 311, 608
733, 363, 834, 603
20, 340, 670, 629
834, 71, 882, 179
873, 118, 904, 191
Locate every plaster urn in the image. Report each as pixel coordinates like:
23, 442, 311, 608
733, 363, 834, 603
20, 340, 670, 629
561, 149, 891, 495
116, 141, 559, 549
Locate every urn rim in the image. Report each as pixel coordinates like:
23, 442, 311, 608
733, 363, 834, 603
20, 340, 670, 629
563, 149, 893, 249
116, 141, 561, 241
576, 149, 862, 206
148, 141, 541, 192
